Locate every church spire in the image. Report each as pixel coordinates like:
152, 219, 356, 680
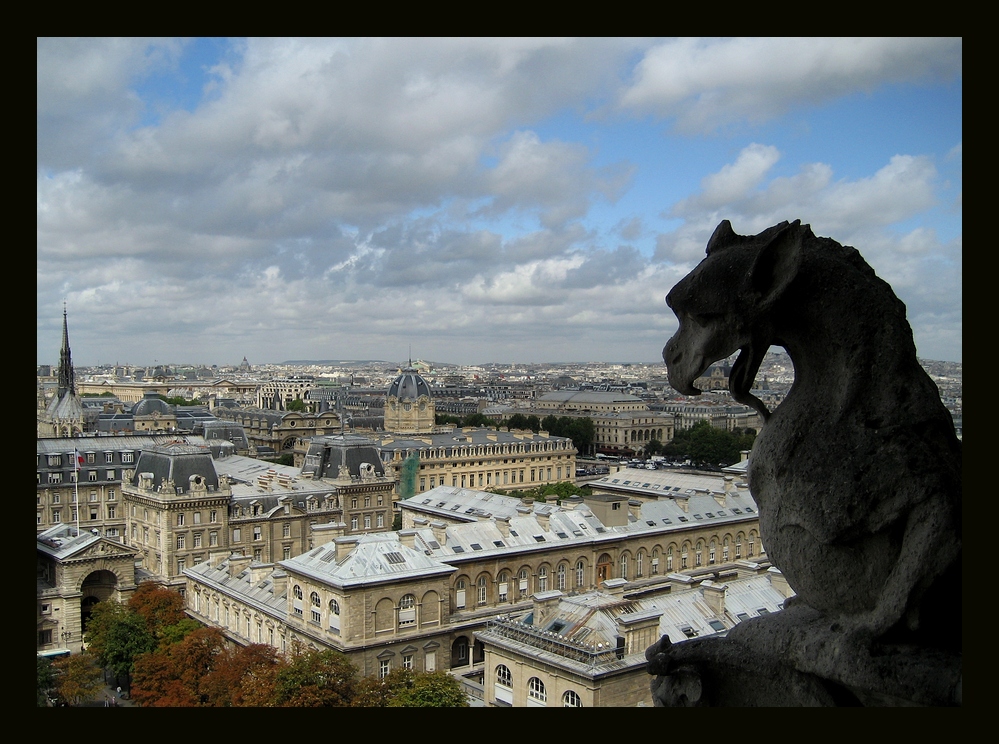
57, 304, 76, 397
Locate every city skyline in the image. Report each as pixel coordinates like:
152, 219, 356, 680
38, 38, 962, 367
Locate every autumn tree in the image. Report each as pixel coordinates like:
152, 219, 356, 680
130, 626, 227, 706
53, 652, 104, 706
201, 643, 281, 707
128, 583, 187, 640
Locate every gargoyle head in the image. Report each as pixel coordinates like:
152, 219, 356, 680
662, 220, 804, 419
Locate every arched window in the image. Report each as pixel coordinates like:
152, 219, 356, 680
652, 548, 660, 575
620, 554, 628, 580
328, 599, 341, 634
538, 566, 548, 592
563, 690, 582, 707
723, 537, 730, 562
667, 546, 674, 571
477, 576, 487, 605
456, 579, 466, 609
498, 572, 509, 602
575, 561, 585, 588
557, 563, 566, 590
310, 592, 321, 623
528, 677, 547, 705
496, 665, 512, 687
399, 594, 416, 626
636, 550, 644, 577
293, 585, 303, 616
709, 541, 716, 565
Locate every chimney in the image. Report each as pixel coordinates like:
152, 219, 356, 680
399, 529, 416, 549
723, 476, 735, 494
531, 589, 563, 627
271, 569, 288, 596
536, 509, 550, 533
228, 554, 252, 578
430, 521, 447, 545
496, 516, 511, 538
544, 491, 559, 506
767, 567, 794, 598
335, 536, 359, 562
602, 577, 627, 596
312, 521, 346, 542
711, 490, 727, 508
208, 549, 229, 569
248, 561, 272, 586
628, 500, 642, 519
673, 494, 690, 512
615, 608, 664, 656
701, 579, 727, 616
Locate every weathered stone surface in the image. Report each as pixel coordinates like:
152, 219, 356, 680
652, 220, 962, 706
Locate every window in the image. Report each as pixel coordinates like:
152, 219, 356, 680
403, 654, 413, 670
557, 563, 566, 590
193, 512, 201, 524
52, 493, 60, 504
107, 488, 115, 500
528, 677, 547, 705
209, 532, 218, 547
253, 527, 262, 541
399, 594, 416, 626
48, 473, 62, 484
52, 509, 61, 522
38, 629, 53, 646
379, 660, 390, 679
293, 585, 303, 616
177, 558, 186, 573
107, 505, 116, 519
620, 555, 628, 580
122, 452, 134, 464
351, 516, 358, 530
311, 592, 322, 624
496, 665, 512, 687
576, 561, 585, 587
283, 523, 290, 537
478, 577, 487, 605
254, 548, 262, 561
329, 599, 341, 634
456, 580, 466, 609
88, 471, 98, 482
107, 470, 115, 480
283, 546, 291, 560
563, 690, 582, 707
177, 513, 185, 526
351, 497, 358, 509
210, 510, 218, 523
177, 535, 186, 549
538, 566, 548, 592
498, 573, 508, 602
637, 551, 644, 577
364, 496, 370, 507
193, 533, 202, 548
377, 513, 384, 528
364, 515, 371, 529
106, 452, 114, 464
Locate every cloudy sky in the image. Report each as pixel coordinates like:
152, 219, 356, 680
37, 38, 962, 368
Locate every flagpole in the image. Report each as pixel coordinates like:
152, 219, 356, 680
74, 447, 80, 535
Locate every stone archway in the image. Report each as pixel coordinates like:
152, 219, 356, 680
596, 553, 613, 586
80, 569, 120, 631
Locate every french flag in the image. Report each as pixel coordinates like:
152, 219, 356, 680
73, 449, 84, 471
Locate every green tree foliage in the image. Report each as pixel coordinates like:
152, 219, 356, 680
645, 438, 664, 456
662, 421, 756, 466
387, 670, 469, 707
351, 669, 468, 707
286, 398, 307, 412
37, 657, 56, 706
84, 599, 156, 680
53, 652, 104, 706
534, 415, 594, 454
270, 648, 357, 707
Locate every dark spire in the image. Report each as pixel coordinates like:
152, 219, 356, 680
57, 304, 76, 397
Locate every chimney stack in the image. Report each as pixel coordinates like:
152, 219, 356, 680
701, 579, 727, 616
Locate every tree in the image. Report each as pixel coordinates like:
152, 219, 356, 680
202, 643, 281, 707
286, 398, 307, 412
662, 421, 755, 466
388, 670, 468, 707
53, 652, 104, 706
37, 657, 56, 707
130, 626, 227, 706
128, 583, 187, 638
84, 599, 156, 683
271, 648, 357, 707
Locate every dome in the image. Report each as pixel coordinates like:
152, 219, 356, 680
132, 392, 172, 416
387, 367, 431, 401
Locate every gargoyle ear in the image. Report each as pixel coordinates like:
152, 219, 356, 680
705, 220, 737, 256
749, 220, 803, 305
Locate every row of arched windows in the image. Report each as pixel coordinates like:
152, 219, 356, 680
495, 665, 581, 706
